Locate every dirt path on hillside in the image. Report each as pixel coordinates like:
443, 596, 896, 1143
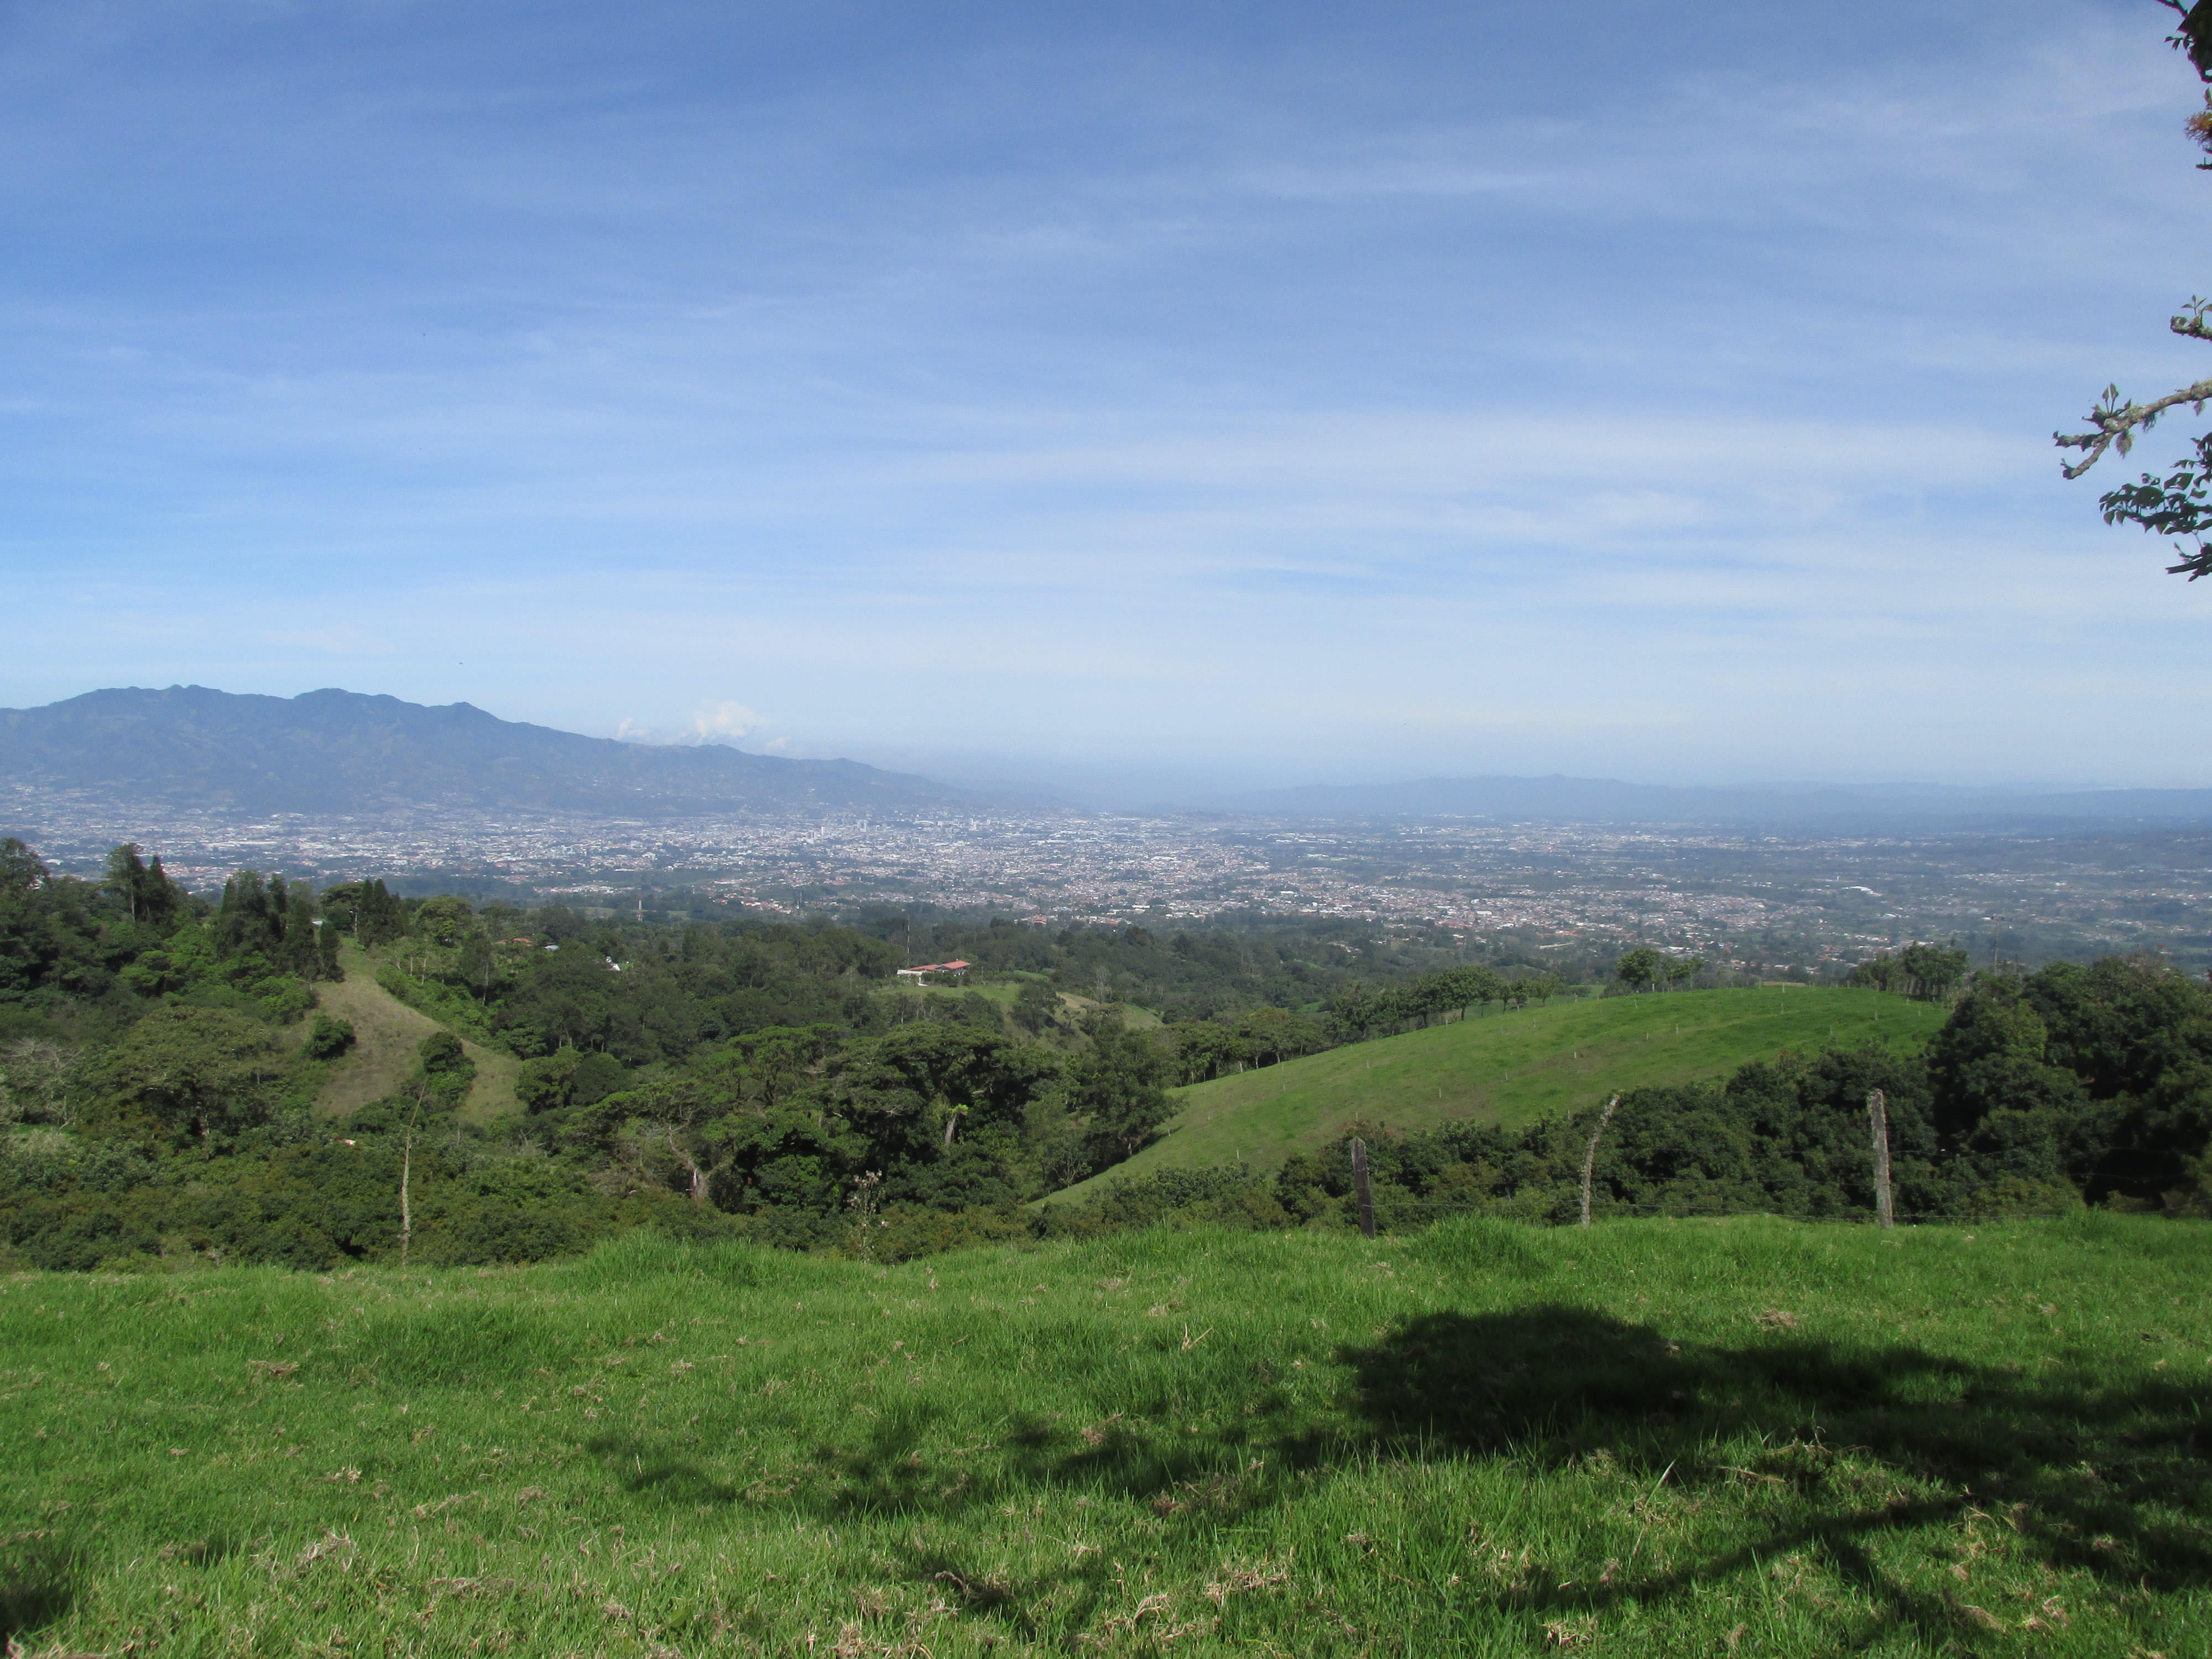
311, 948, 519, 1121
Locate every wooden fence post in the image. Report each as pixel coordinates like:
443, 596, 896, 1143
1867, 1088, 1895, 1229
1350, 1138, 1376, 1239
1580, 1094, 1620, 1229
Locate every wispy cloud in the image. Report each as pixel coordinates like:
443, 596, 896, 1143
0, 0, 2205, 786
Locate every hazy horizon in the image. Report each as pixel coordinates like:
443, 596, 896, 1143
5, 681, 2204, 804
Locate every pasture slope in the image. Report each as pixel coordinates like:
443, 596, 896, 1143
307, 944, 518, 1120
1055, 985, 1947, 1202
0, 1215, 2204, 1654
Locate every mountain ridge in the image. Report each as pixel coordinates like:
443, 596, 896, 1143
0, 686, 967, 817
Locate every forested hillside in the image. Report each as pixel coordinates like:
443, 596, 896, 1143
6, 832, 2211, 1272
1, 836, 1522, 1269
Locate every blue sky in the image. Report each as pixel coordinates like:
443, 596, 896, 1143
3, 0, 2209, 791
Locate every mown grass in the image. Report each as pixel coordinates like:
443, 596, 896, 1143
1052, 988, 1948, 1201
1, 1214, 2206, 1655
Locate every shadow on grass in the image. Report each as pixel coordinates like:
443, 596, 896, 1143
582, 1434, 739, 1506
581, 1306, 2212, 1645
0, 1540, 74, 1647
1340, 1305, 2212, 1628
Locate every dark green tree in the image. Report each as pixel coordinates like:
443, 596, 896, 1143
1441, 964, 1504, 1018
1232, 1004, 1327, 1066
1068, 1021, 1173, 1171
305, 1015, 356, 1059
1328, 981, 1390, 1040
1164, 1018, 1245, 1083
1, 839, 49, 895
417, 1031, 476, 1108
1010, 976, 1061, 1034
280, 885, 323, 979
414, 896, 474, 948
1510, 971, 1563, 1007
457, 928, 495, 1000
322, 879, 407, 947
1613, 948, 1666, 993
215, 871, 283, 960
84, 1006, 288, 1151
101, 843, 182, 928
1898, 943, 1970, 1001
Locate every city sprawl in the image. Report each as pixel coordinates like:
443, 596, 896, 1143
8, 789, 2209, 976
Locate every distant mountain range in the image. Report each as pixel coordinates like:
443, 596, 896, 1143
1228, 775, 2212, 831
0, 687, 966, 817
7, 687, 2209, 832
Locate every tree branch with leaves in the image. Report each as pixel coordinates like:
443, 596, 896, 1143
2056, 2, 2212, 579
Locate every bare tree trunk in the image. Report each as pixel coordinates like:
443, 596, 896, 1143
1580, 1094, 1620, 1228
1867, 1088, 1895, 1229
400, 1087, 424, 1267
1350, 1138, 1376, 1239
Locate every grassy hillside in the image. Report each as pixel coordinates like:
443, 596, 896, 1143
309, 944, 519, 1121
1056, 987, 1947, 1202
893, 979, 1164, 1024
0, 1215, 2204, 1655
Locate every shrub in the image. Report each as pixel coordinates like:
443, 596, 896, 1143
305, 1015, 356, 1060
418, 1031, 476, 1107
1960, 1176, 2087, 1220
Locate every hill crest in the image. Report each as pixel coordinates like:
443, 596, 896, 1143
1049, 985, 1951, 1203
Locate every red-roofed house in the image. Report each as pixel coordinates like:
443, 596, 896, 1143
895, 960, 972, 983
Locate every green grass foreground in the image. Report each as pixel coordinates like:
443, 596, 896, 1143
2, 1215, 2207, 1656
1056, 987, 1949, 1199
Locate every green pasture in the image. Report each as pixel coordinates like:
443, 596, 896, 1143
1, 1214, 2205, 1655
879, 979, 1165, 1027
1055, 987, 1947, 1201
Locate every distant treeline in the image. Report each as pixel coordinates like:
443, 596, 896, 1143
1845, 945, 1973, 1001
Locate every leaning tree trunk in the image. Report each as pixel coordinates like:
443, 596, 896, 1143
1580, 1095, 1620, 1228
